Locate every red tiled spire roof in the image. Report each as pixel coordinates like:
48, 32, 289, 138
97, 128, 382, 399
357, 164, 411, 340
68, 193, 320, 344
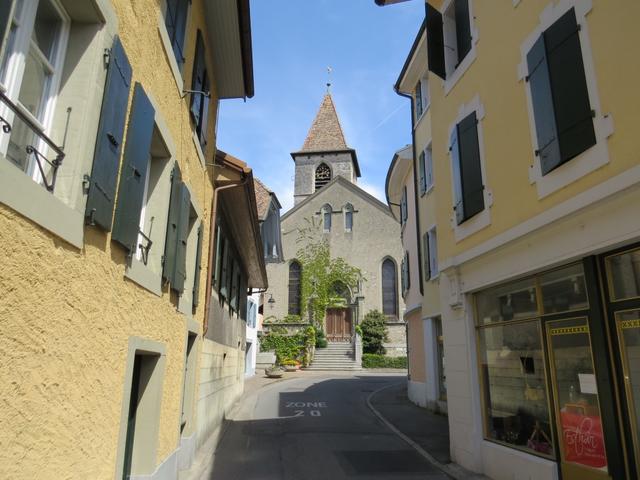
300, 93, 349, 152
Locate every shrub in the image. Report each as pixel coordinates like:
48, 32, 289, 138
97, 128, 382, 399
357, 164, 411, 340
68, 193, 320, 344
260, 326, 317, 367
362, 354, 407, 369
282, 314, 302, 323
315, 329, 328, 348
361, 310, 388, 354
354, 324, 363, 337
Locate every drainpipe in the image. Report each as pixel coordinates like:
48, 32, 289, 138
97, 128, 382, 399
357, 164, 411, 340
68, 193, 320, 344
203, 175, 248, 336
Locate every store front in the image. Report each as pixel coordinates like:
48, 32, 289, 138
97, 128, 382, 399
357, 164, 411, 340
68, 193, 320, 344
474, 245, 640, 480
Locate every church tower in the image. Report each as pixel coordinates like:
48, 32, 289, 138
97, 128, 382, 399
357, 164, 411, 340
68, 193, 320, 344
291, 93, 361, 205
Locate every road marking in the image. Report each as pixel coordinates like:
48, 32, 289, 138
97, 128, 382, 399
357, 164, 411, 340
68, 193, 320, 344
284, 401, 327, 408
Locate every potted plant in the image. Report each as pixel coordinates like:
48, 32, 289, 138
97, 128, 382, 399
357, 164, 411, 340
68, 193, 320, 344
264, 365, 284, 378
281, 359, 297, 372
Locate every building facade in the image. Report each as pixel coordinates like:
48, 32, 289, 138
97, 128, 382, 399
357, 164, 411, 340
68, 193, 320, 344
265, 93, 406, 356
390, 1, 640, 479
0, 1, 264, 479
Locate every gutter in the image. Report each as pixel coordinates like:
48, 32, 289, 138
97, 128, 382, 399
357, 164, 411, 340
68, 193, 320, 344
237, 0, 254, 98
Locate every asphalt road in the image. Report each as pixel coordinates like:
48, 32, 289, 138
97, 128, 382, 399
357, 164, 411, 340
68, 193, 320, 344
206, 373, 451, 480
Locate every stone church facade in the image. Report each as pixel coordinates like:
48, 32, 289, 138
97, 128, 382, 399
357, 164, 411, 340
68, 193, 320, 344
264, 93, 406, 356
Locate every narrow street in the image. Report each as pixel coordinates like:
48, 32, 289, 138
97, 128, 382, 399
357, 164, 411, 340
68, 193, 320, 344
195, 373, 451, 480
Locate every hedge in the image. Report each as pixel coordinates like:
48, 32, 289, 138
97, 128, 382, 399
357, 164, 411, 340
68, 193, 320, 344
362, 354, 407, 369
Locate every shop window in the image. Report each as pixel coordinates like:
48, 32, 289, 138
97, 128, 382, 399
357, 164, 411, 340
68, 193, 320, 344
539, 263, 588, 314
478, 320, 554, 457
476, 277, 538, 325
526, 8, 595, 176
606, 247, 640, 301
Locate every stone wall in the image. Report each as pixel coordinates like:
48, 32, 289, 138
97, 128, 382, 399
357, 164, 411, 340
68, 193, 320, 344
384, 322, 408, 357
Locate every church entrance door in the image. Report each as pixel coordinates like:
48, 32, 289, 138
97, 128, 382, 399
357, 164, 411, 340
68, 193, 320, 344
325, 308, 352, 342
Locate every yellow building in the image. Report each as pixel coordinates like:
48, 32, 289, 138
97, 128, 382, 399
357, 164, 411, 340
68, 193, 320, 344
392, 1, 640, 479
0, 1, 265, 479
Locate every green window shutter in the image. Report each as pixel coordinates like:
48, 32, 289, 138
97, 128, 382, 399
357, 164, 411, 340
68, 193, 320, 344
192, 223, 203, 308
172, 183, 191, 293
423, 232, 431, 282
0, 0, 15, 65
406, 252, 410, 290
449, 127, 464, 225
545, 8, 596, 166
190, 30, 206, 128
85, 36, 133, 231
457, 112, 484, 222
455, 0, 471, 64
112, 83, 155, 252
426, 3, 446, 79
163, 164, 182, 283
418, 150, 426, 195
527, 36, 562, 175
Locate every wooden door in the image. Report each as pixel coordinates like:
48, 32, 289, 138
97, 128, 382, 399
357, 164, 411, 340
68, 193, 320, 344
325, 308, 352, 342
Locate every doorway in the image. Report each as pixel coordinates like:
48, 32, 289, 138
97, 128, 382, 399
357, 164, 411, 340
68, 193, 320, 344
325, 308, 352, 342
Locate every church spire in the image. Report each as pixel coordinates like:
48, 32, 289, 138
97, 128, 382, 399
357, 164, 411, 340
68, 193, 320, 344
300, 93, 349, 152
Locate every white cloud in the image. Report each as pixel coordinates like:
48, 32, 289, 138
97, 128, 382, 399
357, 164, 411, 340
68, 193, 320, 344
358, 180, 387, 204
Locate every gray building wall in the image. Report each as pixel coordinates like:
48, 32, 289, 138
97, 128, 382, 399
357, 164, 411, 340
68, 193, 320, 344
293, 152, 356, 205
265, 178, 405, 328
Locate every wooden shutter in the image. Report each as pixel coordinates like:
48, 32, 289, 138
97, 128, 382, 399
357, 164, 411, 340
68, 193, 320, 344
545, 8, 595, 166
190, 30, 206, 128
0, 0, 15, 67
166, 0, 190, 71
171, 183, 191, 293
112, 83, 154, 252
192, 223, 203, 308
450, 126, 464, 225
226, 257, 235, 307
219, 236, 229, 299
213, 226, 223, 286
163, 164, 182, 283
423, 232, 431, 282
198, 70, 210, 148
426, 3, 446, 79
425, 147, 433, 189
455, 0, 471, 64
527, 36, 561, 175
418, 150, 426, 195
457, 112, 484, 222
414, 80, 423, 117
85, 36, 133, 231
288, 261, 301, 315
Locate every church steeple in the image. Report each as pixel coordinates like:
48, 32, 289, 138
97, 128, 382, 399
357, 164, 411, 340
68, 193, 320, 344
291, 92, 361, 206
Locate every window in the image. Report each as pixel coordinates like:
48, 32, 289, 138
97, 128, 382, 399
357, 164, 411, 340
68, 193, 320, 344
426, 0, 472, 79
213, 218, 248, 315
288, 261, 302, 316
343, 203, 353, 232
322, 204, 332, 232
190, 30, 210, 150
422, 227, 438, 282
526, 8, 595, 175
1, 0, 69, 179
414, 76, 429, 120
315, 163, 331, 191
418, 145, 433, 195
382, 258, 398, 319
163, 0, 190, 72
450, 111, 484, 225
400, 186, 408, 226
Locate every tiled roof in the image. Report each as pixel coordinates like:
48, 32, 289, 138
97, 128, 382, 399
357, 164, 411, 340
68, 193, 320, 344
254, 177, 273, 221
300, 93, 349, 152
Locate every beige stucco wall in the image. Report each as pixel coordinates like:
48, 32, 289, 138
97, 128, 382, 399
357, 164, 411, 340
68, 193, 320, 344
406, 309, 426, 382
0, 0, 248, 478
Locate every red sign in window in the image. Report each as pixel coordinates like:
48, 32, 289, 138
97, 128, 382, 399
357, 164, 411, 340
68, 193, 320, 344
560, 410, 607, 469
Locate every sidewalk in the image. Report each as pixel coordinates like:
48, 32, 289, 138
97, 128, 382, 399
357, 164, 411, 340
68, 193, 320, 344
368, 382, 490, 480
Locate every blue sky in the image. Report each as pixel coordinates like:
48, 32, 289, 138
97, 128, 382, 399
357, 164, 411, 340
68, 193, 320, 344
216, 0, 425, 212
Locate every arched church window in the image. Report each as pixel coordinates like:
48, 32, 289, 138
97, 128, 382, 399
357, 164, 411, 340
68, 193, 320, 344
343, 203, 353, 232
382, 258, 398, 319
315, 163, 332, 190
288, 261, 302, 315
322, 204, 332, 232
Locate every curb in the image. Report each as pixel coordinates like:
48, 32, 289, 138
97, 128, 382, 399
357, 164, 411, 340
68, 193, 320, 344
366, 382, 488, 480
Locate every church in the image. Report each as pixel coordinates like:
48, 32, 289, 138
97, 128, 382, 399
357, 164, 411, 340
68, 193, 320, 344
263, 92, 406, 359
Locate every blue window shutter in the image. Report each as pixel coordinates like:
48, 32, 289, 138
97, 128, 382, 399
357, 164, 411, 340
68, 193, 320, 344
455, 0, 471, 64
527, 35, 562, 175
450, 127, 464, 225
163, 164, 182, 283
458, 112, 484, 222
426, 3, 446, 79
190, 30, 206, 128
172, 183, 191, 293
544, 8, 596, 166
85, 36, 133, 231
112, 83, 155, 252
192, 223, 203, 308
165, 0, 190, 72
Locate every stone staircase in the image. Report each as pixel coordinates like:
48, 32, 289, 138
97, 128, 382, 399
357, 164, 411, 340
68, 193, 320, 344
306, 342, 361, 371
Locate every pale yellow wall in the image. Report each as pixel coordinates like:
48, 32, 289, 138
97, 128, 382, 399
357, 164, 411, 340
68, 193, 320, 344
429, 1, 640, 260
0, 0, 236, 477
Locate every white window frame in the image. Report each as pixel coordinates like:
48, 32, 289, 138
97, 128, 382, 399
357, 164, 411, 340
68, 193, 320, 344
448, 95, 493, 242
441, 0, 479, 96
517, 0, 614, 200
321, 204, 332, 233
415, 74, 430, 123
343, 203, 353, 233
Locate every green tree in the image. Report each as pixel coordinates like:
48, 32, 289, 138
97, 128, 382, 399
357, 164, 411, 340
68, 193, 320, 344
361, 310, 388, 354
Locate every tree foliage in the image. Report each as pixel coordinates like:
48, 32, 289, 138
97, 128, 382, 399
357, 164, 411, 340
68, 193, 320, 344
361, 310, 388, 354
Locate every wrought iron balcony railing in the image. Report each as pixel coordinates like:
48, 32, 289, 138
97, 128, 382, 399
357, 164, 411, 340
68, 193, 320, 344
0, 90, 65, 192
